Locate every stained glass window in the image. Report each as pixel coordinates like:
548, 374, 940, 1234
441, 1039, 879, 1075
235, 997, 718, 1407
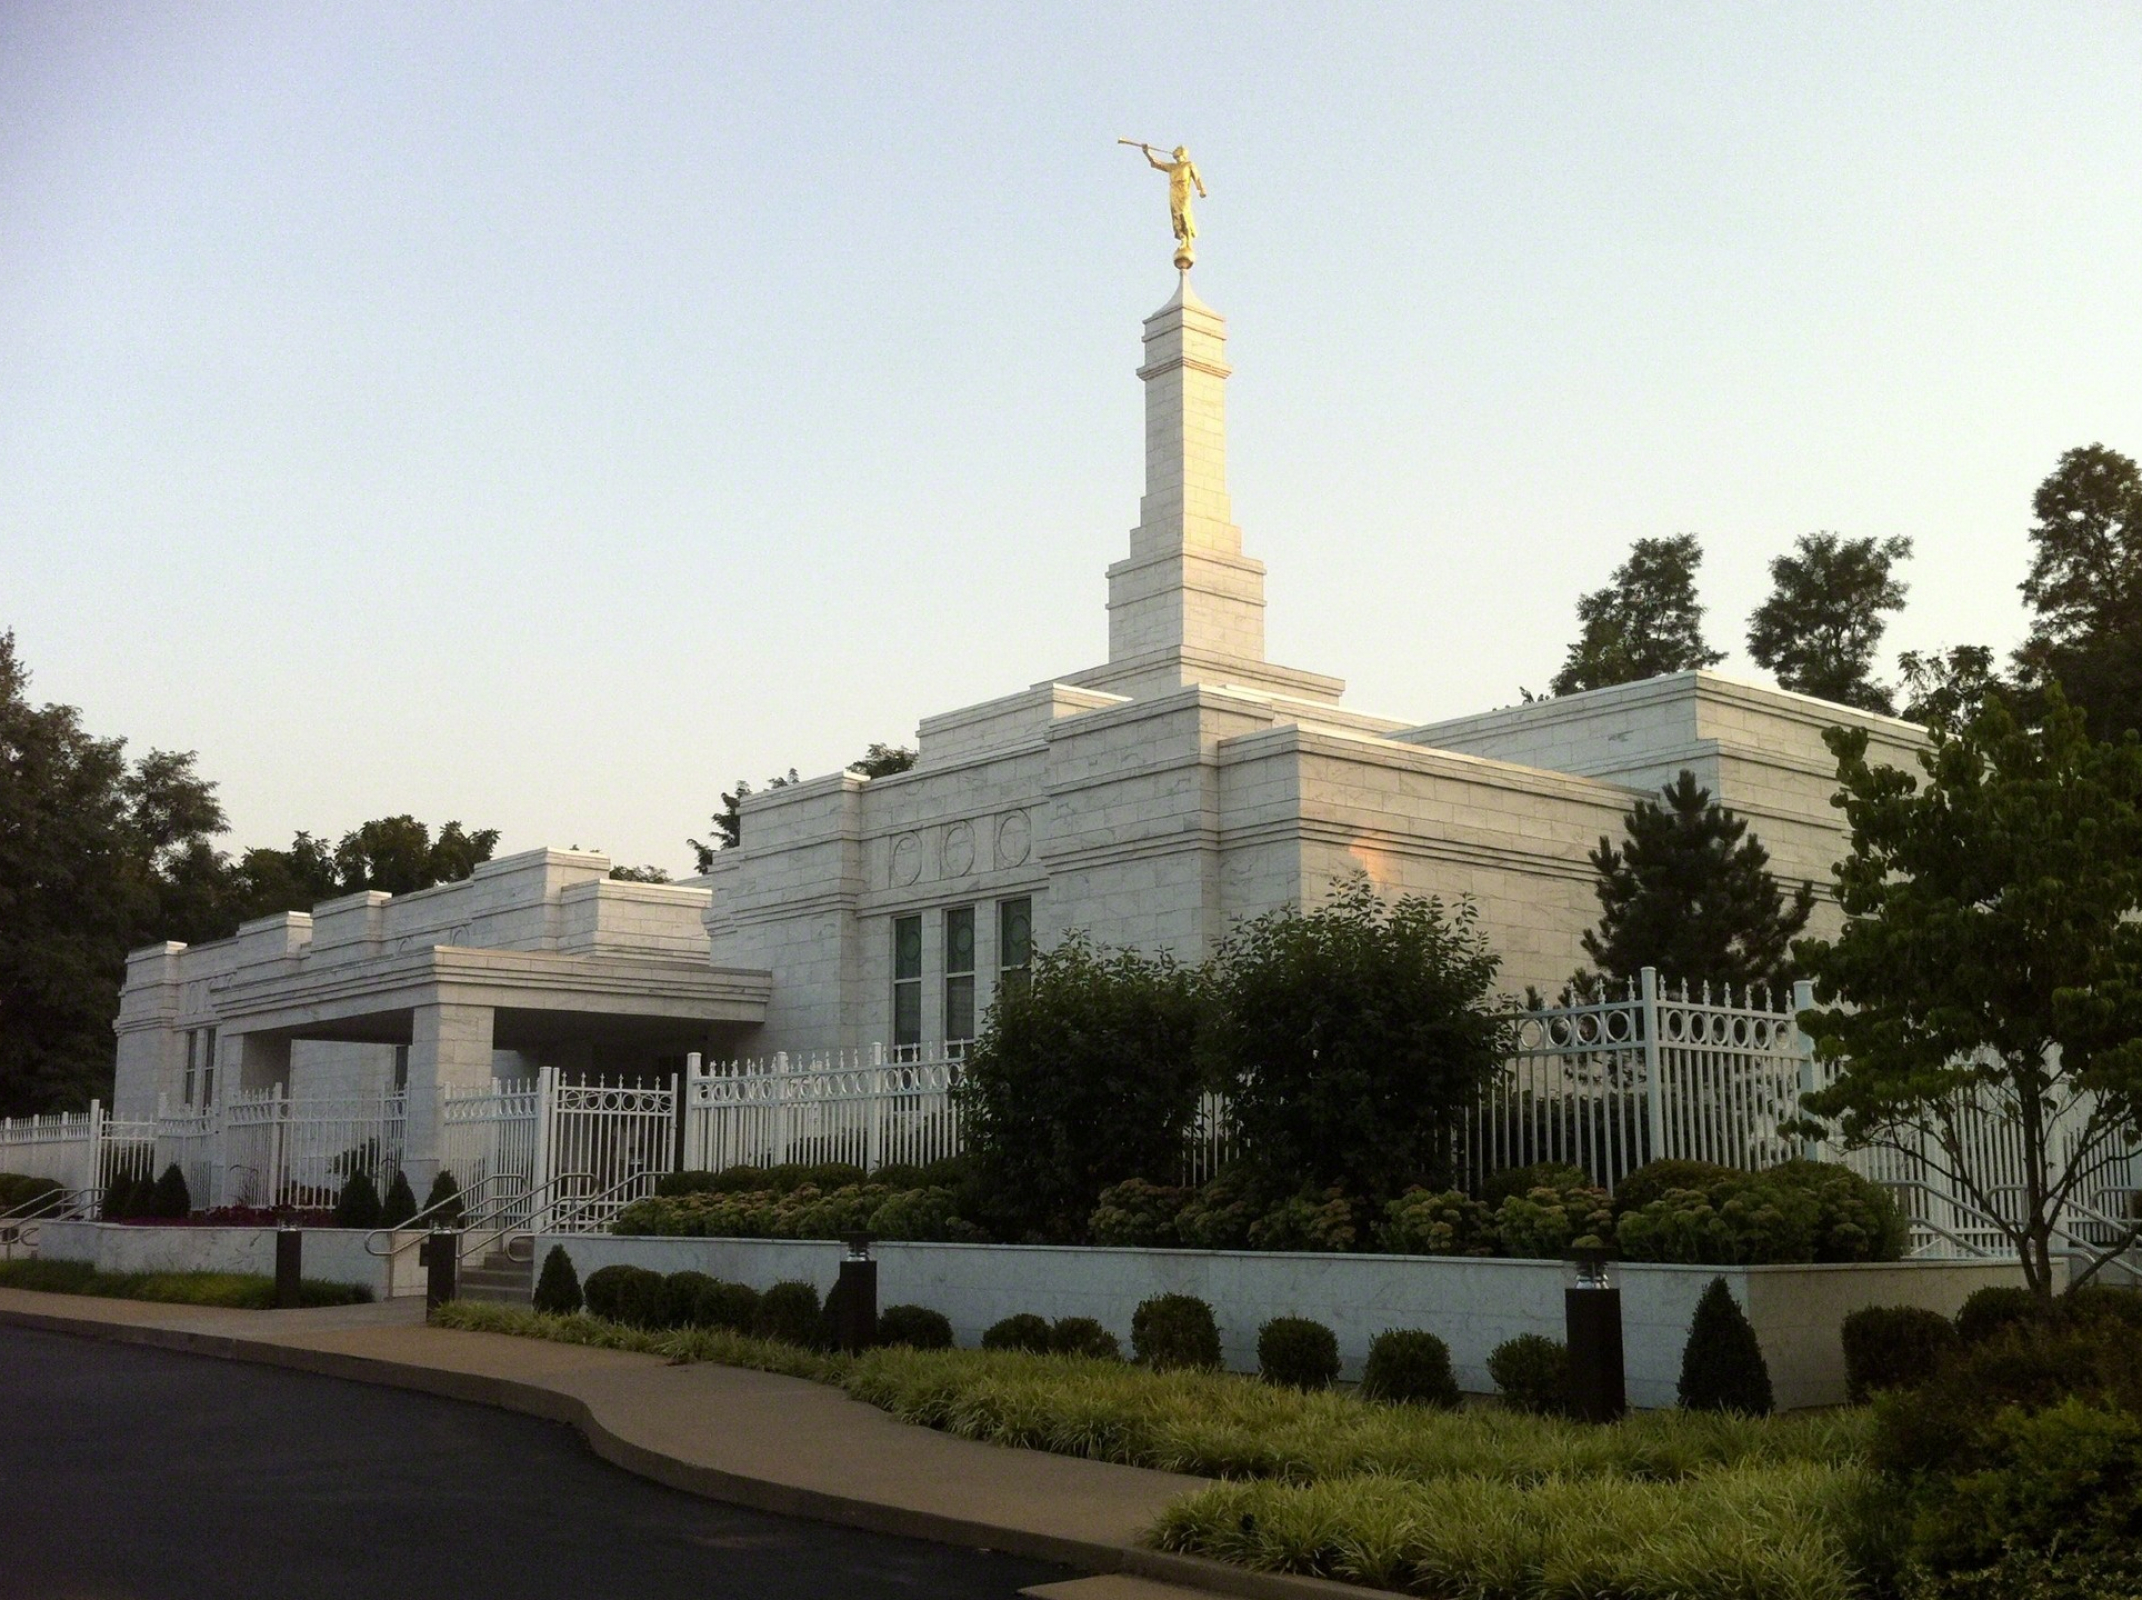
945, 906, 976, 1047
893, 916, 923, 1053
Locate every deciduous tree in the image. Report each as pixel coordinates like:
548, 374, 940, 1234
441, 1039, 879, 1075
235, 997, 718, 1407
1745, 532, 1912, 713
1550, 534, 1725, 696
1796, 690, 2142, 1299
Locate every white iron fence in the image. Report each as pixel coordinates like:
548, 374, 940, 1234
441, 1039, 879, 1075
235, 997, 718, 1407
683, 1049, 961, 1176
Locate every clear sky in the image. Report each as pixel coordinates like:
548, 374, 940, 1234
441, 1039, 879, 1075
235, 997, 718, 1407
5, 4, 2139, 876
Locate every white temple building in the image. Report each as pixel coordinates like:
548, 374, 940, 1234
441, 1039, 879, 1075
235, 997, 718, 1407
113, 269, 1923, 1171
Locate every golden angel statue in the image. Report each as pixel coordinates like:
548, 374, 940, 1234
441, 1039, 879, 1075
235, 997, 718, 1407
1121, 140, 1208, 269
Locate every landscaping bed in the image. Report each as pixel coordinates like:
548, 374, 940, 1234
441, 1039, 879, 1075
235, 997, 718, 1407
433, 1299, 1876, 1600
0, 1257, 371, 1309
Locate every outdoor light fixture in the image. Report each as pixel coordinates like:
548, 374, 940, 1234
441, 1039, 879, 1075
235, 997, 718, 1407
420, 1223, 460, 1311
835, 1233, 878, 1352
1563, 1244, 1625, 1422
273, 1219, 302, 1310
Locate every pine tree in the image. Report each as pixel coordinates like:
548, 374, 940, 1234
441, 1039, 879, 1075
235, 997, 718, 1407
1577, 771, 1814, 996
378, 1169, 417, 1228
2012, 443, 2142, 741
1550, 535, 1725, 696
532, 1245, 582, 1315
1746, 533, 1912, 713
422, 1170, 464, 1227
1677, 1276, 1773, 1414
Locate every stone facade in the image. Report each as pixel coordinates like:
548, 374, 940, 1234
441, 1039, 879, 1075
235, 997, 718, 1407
703, 272, 1922, 1055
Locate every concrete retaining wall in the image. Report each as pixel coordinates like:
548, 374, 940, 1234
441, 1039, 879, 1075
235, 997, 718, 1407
35, 1221, 424, 1300
536, 1234, 2033, 1410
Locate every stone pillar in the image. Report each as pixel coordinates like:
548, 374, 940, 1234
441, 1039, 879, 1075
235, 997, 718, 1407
1106, 273, 1269, 668
229, 1032, 292, 1097
401, 1002, 495, 1193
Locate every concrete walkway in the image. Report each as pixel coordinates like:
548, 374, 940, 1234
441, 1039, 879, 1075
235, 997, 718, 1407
0, 1290, 1398, 1600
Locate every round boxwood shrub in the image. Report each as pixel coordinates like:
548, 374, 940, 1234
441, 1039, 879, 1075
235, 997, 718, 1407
982, 1312, 1053, 1352
1257, 1315, 1339, 1390
532, 1245, 582, 1315
752, 1280, 824, 1346
693, 1278, 760, 1334
378, 1170, 418, 1229
663, 1270, 723, 1329
331, 1170, 380, 1230
581, 1264, 637, 1322
1132, 1293, 1222, 1371
1360, 1328, 1460, 1408
1678, 1276, 1773, 1414
1049, 1316, 1121, 1360
1488, 1334, 1571, 1415
876, 1304, 954, 1350
1956, 1284, 2043, 1346
152, 1162, 194, 1219
607, 1265, 668, 1329
1840, 1304, 1958, 1403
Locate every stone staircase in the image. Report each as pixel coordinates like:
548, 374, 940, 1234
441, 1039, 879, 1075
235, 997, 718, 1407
457, 1243, 534, 1305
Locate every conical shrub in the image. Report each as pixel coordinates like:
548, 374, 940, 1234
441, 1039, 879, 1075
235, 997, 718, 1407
150, 1163, 191, 1218
101, 1172, 138, 1221
423, 1170, 464, 1227
333, 1170, 383, 1230
1678, 1276, 1773, 1414
379, 1170, 418, 1228
532, 1246, 581, 1315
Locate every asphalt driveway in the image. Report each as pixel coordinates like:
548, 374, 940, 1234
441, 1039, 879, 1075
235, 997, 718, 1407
0, 1325, 1071, 1600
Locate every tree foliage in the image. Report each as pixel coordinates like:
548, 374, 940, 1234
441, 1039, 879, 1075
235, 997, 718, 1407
1898, 643, 2004, 732
1209, 876, 1508, 1204
1745, 532, 1912, 712
1796, 689, 2142, 1298
691, 744, 917, 870
2013, 443, 2142, 741
956, 935, 1208, 1242
1576, 771, 1813, 996
1550, 534, 1725, 696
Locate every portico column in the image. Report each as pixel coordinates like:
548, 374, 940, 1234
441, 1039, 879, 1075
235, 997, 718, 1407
401, 1002, 494, 1193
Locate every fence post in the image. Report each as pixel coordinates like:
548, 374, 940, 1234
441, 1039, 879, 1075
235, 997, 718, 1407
531, 1064, 556, 1231
1640, 966, 1667, 1164
773, 1051, 790, 1169
1792, 978, 1825, 1163
84, 1099, 103, 1195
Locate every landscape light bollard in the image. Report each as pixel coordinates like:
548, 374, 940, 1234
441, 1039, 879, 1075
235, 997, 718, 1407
1564, 1247, 1626, 1423
274, 1224, 303, 1309
836, 1233, 877, 1353
422, 1228, 460, 1310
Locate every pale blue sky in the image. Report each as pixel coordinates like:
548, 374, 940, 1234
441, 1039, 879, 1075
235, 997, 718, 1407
5, 4, 2139, 874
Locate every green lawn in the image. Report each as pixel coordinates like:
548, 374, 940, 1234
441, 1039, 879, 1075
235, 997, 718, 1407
0, 1256, 371, 1309
432, 1301, 1884, 1600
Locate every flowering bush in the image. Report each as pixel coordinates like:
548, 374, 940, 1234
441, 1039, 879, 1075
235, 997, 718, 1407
1494, 1180, 1615, 1258
611, 1182, 979, 1243
1377, 1187, 1495, 1255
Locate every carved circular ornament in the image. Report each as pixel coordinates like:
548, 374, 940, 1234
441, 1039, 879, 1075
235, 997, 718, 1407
942, 821, 976, 878
996, 810, 1031, 868
890, 833, 922, 887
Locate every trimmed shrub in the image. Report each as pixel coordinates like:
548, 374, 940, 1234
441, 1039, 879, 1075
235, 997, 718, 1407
1257, 1316, 1340, 1390
1246, 1189, 1357, 1253
1678, 1276, 1773, 1414
694, 1279, 760, 1334
1767, 1159, 1911, 1262
99, 1172, 139, 1221
1360, 1328, 1460, 1409
1481, 1161, 1587, 1209
423, 1170, 464, 1227
753, 1280, 823, 1346
608, 1266, 668, 1329
378, 1170, 418, 1229
1615, 1162, 1908, 1266
532, 1246, 581, 1314
1377, 1188, 1494, 1256
1489, 1334, 1571, 1415
581, 1265, 637, 1321
1956, 1284, 2043, 1346
663, 1271, 723, 1329
1493, 1180, 1614, 1259
1049, 1316, 1121, 1361
1087, 1178, 1188, 1247
876, 1304, 954, 1350
1132, 1293, 1222, 1371
1841, 1305, 1958, 1403
2066, 1282, 2142, 1333
1609, 1158, 1736, 1218
982, 1312, 1053, 1353
151, 1162, 193, 1219
331, 1170, 380, 1230
0, 1173, 63, 1212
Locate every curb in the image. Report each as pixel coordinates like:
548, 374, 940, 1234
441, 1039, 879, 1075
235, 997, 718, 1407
0, 1303, 1401, 1600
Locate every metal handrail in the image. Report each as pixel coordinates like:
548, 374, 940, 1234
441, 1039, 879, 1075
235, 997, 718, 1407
362, 1171, 525, 1258
0, 1186, 100, 1256
1884, 1178, 2142, 1285
451, 1171, 596, 1266
523, 1168, 663, 1250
